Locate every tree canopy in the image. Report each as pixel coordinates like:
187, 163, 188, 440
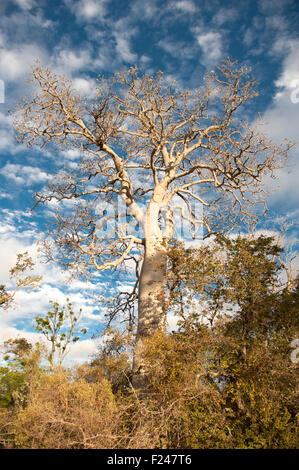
13, 60, 292, 386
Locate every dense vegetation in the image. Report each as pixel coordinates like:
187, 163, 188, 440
0, 235, 298, 449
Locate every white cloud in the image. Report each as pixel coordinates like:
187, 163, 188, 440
255, 42, 299, 209
258, 0, 293, 13
54, 48, 92, 74
79, 0, 105, 18
0, 163, 51, 186
158, 38, 196, 60
213, 8, 239, 25
0, 8, 54, 56
196, 31, 223, 66
243, 28, 254, 47
167, 311, 180, 332
274, 46, 299, 93
0, 31, 5, 47
65, 0, 107, 22
130, 0, 158, 20
0, 43, 47, 81
115, 36, 138, 63
172, 0, 196, 13
260, 42, 299, 142
0, 111, 13, 126
72, 77, 96, 96
0, 111, 28, 154
0, 130, 13, 152
58, 3, 140, 70
13, 0, 36, 10
0, 231, 36, 285
65, 338, 98, 365
60, 149, 83, 161
265, 15, 288, 33
0, 192, 13, 199
112, 18, 138, 64
0, 222, 106, 365
0, 323, 41, 348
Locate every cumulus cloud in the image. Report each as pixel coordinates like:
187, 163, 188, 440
213, 8, 239, 25
12, 0, 37, 10
157, 38, 196, 60
72, 76, 97, 96
196, 31, 223, 66
259, 42, 299, 142
115, 36, 138, 63
78, 0, 105, 18
112, 18, 139, 64
0, 322, 41, 348
130, 0, 159, 20
60, 148, 83, 161
0, 31, 5, 48
0, 192, 13, 199
0, 163, 51, 186
64, 0, 107, 22
0, 219, 106, 365
0, 43, 47, 81
0, 318, 98, 367
0, 110, 23, 155
256, 42, 299, 209
0, 231, 34, 284
172, 0, 196, 13
274, 46, 299, 96
64, 338, 98, 365
258, 0, 293, 13
53, 47, 93, 74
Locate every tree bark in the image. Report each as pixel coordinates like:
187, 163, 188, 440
132, 236, 168, 389
118, 181, 170, 389
131, 186, 171, 389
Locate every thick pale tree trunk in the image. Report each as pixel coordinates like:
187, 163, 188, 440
132, 239, 167, 387
132, 200, 169, 388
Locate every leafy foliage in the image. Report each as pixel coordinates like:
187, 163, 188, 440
0, 235, 298, 448
34, 299, 87, 367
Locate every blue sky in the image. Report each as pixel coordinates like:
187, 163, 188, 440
0, 0, 298, 365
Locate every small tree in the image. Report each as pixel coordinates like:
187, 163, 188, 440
167, 234, 297, 330
34, 300, 87, 368
0, 337, 45, 408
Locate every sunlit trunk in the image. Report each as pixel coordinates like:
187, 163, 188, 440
132, 201, 168, 388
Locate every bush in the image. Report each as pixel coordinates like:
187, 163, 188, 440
10, 371, 119, 449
